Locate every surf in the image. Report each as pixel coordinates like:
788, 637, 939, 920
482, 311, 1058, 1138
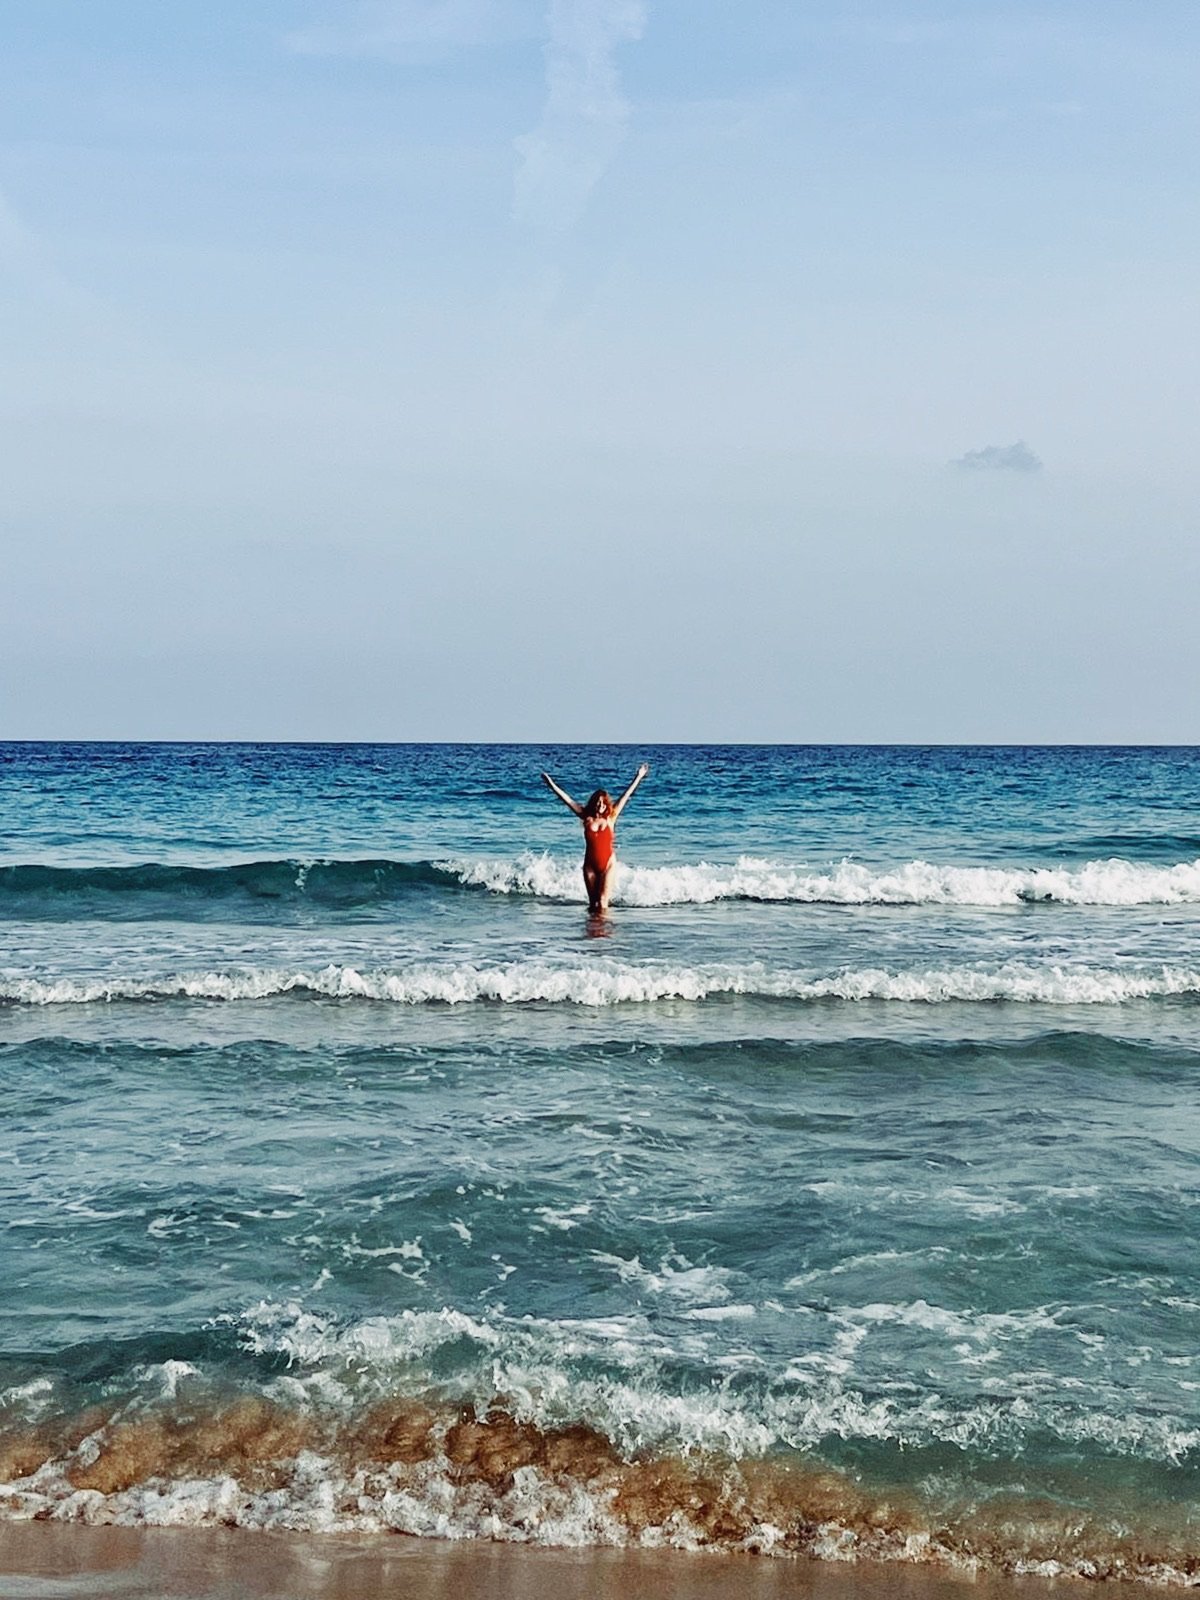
6, 957, 1200, 1006
9, 853, 1200, 916
3, 1302, 1200, 1584
446, 851, 1200, 906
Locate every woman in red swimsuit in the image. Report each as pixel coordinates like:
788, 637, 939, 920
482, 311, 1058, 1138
541, 763, 650, 912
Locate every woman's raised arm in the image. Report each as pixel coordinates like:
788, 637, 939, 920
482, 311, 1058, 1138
541, 772, 585, 817
612, 762, 650, 819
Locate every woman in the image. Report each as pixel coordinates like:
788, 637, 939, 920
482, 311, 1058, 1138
541, 762, 650, 912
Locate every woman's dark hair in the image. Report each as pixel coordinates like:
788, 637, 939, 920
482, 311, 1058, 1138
584, 789, 613, 817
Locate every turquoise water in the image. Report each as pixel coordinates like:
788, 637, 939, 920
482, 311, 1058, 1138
3, 743, 1200, 1580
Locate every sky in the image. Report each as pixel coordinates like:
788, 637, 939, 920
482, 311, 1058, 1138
2, 0, 1198, 741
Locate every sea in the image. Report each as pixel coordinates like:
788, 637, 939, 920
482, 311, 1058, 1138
3, 742, 1200, 1585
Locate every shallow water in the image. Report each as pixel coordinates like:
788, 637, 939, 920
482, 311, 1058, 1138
3, 743, 1200, 1583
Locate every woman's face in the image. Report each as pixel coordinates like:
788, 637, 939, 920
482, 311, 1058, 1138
594, 796, 610, 816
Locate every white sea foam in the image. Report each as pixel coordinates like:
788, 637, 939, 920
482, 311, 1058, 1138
6, 958, 1200, 1007
0, 1376, 54, 1412
235, 1301, 502, 1371
442, 851, 1200, 907
127, 1359, 198, 1400
836, 1299, 1061, 1343
591, 1252, 734, 1304
228, 1301, 1200, 1468
786, 1248, 949, 1290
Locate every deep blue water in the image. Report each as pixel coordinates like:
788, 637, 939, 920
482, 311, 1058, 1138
3, 743, 1200, 1580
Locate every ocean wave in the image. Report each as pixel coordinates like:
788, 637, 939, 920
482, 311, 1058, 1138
5, 1420, 1198, 1584
4, 958, 1200, 1008
179, 1299, 1200, 1470
7, 852, 1200, 913
447, 852, 1200, 906
0, 960, 728, 1007
1, 1304, 1198, 1583
0, 858, 457, 911
7, 953, 1200, 1004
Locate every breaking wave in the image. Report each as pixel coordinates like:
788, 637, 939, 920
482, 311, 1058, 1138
7, 853, 1200, 914
451, 852, 1200, 906
5, 958, 1200, 1007
2, 1303, 1199, 1584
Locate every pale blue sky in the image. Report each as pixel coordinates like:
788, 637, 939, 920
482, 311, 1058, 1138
2, 1, 1197, 740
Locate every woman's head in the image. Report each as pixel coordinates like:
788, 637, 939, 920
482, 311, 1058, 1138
585, 789, 613, 818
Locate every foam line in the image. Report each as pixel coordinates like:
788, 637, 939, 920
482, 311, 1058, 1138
446, 853, 1200, 906
5, 959, 1200, 1006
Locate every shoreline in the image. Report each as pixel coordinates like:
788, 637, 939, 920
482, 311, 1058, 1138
0, 1524, 1105, 1600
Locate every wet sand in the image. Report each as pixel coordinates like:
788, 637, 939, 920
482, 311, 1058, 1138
0, 1525, 1107, 1600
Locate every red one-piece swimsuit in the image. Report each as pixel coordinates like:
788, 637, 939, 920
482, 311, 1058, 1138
584, 817, 614, 872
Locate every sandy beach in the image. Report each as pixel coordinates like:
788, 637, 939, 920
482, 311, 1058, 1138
0, 1524, 1103, 1600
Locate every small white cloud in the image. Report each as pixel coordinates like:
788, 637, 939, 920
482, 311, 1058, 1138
953, 440, 1043, 472
289, 0, 537, 62
513, 0, 645, 234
